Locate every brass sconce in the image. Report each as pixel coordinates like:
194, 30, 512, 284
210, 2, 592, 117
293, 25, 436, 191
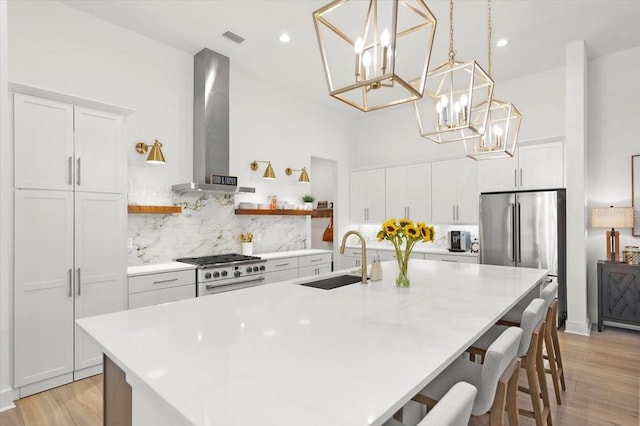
250, 161, 276, 179
135, 140, 166, 164
285, 167, 310, 183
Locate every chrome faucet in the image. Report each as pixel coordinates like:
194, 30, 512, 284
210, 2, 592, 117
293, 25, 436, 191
339, 230, 368, 284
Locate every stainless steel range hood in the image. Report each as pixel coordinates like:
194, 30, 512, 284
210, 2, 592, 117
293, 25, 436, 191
172, 48, 255, 194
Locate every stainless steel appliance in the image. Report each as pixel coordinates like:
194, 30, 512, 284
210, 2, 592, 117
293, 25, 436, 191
176, 254, 266, 296
447, 230, 471, 252
480, 189, 567, 324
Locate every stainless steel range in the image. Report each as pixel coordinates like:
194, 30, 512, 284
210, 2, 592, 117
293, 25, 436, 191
175, 254, 266, 296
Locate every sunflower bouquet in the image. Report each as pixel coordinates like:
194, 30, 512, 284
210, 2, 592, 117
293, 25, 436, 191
377, 218, 436, 287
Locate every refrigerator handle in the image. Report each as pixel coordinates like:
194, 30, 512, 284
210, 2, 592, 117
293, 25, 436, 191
516, 203, 522, 263
509, 203, 515, 262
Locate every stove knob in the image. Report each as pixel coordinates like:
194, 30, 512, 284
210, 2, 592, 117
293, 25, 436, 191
221, 270, 228, 277
212, 271, 220, 278
259, 265, 265, 271
234, 270, 241, 278
253, 266, 259, 272
204, 272, 212, 279
246, 266, 253, 273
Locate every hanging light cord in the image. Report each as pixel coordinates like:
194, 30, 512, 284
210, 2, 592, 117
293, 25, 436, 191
448, 0, 456, 62
487, 0, 493, 78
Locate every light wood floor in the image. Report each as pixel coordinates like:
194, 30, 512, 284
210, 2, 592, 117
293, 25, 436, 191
1, 327, 638, 425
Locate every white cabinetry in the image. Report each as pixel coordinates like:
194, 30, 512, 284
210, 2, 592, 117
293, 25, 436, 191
477, 142, 564, 193
14, 94, 125, 193
298, 252, 332, 277
129, 270, 196, 309
13, 92, 127, 396
350, 169, 385, 223
385, 164, 432, 221
263, 257, 299, 284
424, 253, 479, 264
432, 158, 478, 224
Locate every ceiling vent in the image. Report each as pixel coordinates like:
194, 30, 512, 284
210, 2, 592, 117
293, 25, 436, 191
222, 31, 245, 44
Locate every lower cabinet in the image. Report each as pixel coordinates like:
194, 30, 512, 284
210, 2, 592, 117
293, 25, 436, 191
128, 269, 196, 309
14, 190, 126, 396
598, 261, 640, 331
298, 252, 332, 278
424, 253, 479, 264
263, 252, 333, 283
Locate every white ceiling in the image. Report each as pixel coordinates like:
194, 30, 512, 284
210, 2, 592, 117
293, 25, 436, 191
60, 0, 640, 115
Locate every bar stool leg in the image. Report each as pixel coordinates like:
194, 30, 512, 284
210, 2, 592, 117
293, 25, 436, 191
550, 301, 566, 392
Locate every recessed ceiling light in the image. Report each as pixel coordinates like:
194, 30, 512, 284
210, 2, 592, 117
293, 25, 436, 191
496, 39, 509, 47
279, 33, 291, 43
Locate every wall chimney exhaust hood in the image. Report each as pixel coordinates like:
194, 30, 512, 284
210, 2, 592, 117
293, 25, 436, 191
172, 48, 255, 194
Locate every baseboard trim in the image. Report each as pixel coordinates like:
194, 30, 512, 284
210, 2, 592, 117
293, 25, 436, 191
565, 319, 592, 336
18, 373, 73, 398
74, 364, 102, 381
0, 386, 18, 412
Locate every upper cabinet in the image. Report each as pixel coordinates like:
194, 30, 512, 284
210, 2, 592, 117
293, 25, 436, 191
477, 142, 564, 193
14, 94, 125, 193
385, 164, 432, 222
431, 158, 479, 224
350, 169, 385, 223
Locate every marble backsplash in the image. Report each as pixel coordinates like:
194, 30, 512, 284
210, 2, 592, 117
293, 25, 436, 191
128, 193, 308, 265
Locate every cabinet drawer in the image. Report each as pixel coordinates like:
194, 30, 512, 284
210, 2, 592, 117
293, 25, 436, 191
128, 285, 195, 309
299, 264, 332, 278
263, 268, 299, 284
298, 253, 332, 268
265, 257, 299, 272
128, 269, 195, 294
377, 249, 424, 261
425, 254, 478, 264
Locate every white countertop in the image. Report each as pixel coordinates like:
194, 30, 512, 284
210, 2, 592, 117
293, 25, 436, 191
80, 260, 545, 426
258, 248, 332, 260
344, 242, 478, 256
127, 262, 196, 277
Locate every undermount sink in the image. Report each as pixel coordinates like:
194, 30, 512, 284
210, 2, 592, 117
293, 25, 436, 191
300, 274, 363, 290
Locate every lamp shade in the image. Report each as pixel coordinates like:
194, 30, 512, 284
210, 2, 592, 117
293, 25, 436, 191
146, 140, 166, 164
590, 207, 634, 228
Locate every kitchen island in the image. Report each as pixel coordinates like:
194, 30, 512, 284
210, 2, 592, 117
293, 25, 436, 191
77, 259, 547, 426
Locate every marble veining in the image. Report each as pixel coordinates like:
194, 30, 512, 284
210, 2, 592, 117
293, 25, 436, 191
128, 193, 307, 265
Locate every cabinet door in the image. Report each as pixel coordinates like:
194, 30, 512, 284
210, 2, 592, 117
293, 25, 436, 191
456, 159, 479, 223
431, 160, 457, 223
299, 264, 332, 278
350, 171, 369, 222
385, 166, 408, 219
74, 192, 127, 372
477, 154, 518, 193
601, 265, 640, 323
74, 107, 125, 193
366, 169, 386, 223
14, 190, 74, 387
14, 94, 74, 191
263, 268, 299, 284
518, 142, 564, 190
407, 163, 432, 222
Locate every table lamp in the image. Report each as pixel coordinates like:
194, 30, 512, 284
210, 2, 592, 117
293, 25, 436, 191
590, 206, 634, 261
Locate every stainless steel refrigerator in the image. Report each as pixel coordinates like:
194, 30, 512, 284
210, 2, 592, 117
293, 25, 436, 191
479, 189, 566, 324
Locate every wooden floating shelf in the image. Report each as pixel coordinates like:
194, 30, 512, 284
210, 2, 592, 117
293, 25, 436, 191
128, 205, 182, 214
235, 209, 313, 216
312, 209, 334, 218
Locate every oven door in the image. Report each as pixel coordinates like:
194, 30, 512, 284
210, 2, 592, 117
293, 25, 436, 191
198, 276, 266, 296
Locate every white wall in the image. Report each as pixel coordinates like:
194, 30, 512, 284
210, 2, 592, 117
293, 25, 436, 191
3, 0, 354, 405
586, 45, 640, 321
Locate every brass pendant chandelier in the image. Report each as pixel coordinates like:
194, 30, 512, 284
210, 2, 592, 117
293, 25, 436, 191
464, 0, 522, 160
414, 0, 494, 144
313, 0, 437, 112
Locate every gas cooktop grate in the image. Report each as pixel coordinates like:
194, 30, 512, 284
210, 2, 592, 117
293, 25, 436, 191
175, 253, 262, 266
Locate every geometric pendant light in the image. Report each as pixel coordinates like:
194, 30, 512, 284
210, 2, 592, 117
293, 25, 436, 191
414, 0, 494, 144
313, 0, 438, 112
464, 0, 522, 160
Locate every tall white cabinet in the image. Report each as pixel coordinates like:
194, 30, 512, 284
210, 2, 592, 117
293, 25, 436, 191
350, 169, 385, 223
431, 158, 479, 224
385, 164, 432, 222
13, 92, 128, 396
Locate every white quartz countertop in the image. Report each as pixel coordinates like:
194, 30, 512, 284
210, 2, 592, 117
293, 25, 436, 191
127, 262, 196, 277
79, 260, 546, 426
344, 242, 478, 256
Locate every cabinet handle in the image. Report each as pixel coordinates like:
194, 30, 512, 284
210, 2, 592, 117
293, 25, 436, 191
77, 268, 81, 296
153, 278, 178, 285
68, 157, 73, 185
76, 158, 82, 186
68, 268, 73, 297
456, 205, 459, 221
356, 260, 361, 267
310, 258, 322, 262
452, 205, 456, 221
441, 259, 457, 262
275, 263, 290, 267
514, 169, 517, 188
520, 168, 523, 187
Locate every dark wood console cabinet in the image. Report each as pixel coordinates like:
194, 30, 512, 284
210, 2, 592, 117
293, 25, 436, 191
597, 260, 640, 331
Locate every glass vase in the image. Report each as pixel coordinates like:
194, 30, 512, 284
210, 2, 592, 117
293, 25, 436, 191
395, 256, 410, 288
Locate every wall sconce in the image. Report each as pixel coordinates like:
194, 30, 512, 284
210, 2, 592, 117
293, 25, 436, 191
591, 205, 634, 261
250, 161, 276, 179
135, 140, 166, 164
285, 167, 310, 183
